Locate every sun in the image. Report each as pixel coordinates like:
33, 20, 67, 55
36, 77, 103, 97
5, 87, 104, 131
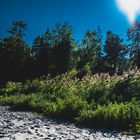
116, 0, 140, 23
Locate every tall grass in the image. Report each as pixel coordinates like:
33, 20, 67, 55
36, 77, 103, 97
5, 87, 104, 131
1, 69, 140, 133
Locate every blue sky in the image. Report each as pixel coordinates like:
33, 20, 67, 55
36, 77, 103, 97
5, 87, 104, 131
0, 0, 134, 44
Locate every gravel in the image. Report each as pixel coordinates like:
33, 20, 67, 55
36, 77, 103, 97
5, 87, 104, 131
0, 106, 138, 140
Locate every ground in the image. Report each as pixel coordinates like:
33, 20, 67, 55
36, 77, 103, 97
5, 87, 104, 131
0, 106, 137, 140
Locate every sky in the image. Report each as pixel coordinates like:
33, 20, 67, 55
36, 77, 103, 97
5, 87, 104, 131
0, 0, 139, 44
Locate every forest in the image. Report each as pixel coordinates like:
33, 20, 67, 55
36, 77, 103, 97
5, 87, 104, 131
1, 21, 140, 134
0, 21, 139, 82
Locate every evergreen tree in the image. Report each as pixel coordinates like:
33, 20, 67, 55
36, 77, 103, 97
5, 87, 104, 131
78, 29, 102, 75
127, 22, 140, 68
51, 23, 75, 75
104, 31, 127, 74
0, 21, 30, 82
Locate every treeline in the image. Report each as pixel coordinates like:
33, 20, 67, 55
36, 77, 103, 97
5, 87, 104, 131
0, 21, 140, 82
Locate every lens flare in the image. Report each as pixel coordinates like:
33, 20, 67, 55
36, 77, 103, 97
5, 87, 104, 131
116, 0, 140, 23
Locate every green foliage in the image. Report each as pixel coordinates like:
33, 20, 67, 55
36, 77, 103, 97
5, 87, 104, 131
32, 23, 75, 77
1, 70, 140, 133
78, 101, 140, 130
77, 74, 116, 104
0, 21, 31, 82
135, 122, 140, 133
1, 21, 140, 82
1, 79, 47, 95
104, 31, 127, 73
1, 82, 21, 94
111, 69, 140, 102
127, 22, 140, 68
2, 20, 140, 133
68, 68, 78, 76
8, 21, 27, 38
77, 30, 102, 76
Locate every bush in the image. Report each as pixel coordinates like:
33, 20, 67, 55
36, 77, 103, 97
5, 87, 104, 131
1, 70, 140, 132
77, 74, 116, 104
1, 82, 21, 94
78, 101, 140, 131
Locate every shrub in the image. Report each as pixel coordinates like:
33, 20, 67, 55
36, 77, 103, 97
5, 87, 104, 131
78, 101, 140, 130
77, 74, 116, 104
1, 82, 21, 94
109, 68, 140, 102
1, 70, 140, 132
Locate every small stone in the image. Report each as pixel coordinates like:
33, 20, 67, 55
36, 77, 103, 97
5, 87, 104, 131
27, 130, 32, 134
30, 126, 34, 129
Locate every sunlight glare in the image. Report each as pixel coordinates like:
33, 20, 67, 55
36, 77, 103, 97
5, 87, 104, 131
116, 0, 140, 23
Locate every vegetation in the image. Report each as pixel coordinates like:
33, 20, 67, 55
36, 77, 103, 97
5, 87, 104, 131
1, 21, 140, 133
1, 69, 140, 133
1, 21, 140, 82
